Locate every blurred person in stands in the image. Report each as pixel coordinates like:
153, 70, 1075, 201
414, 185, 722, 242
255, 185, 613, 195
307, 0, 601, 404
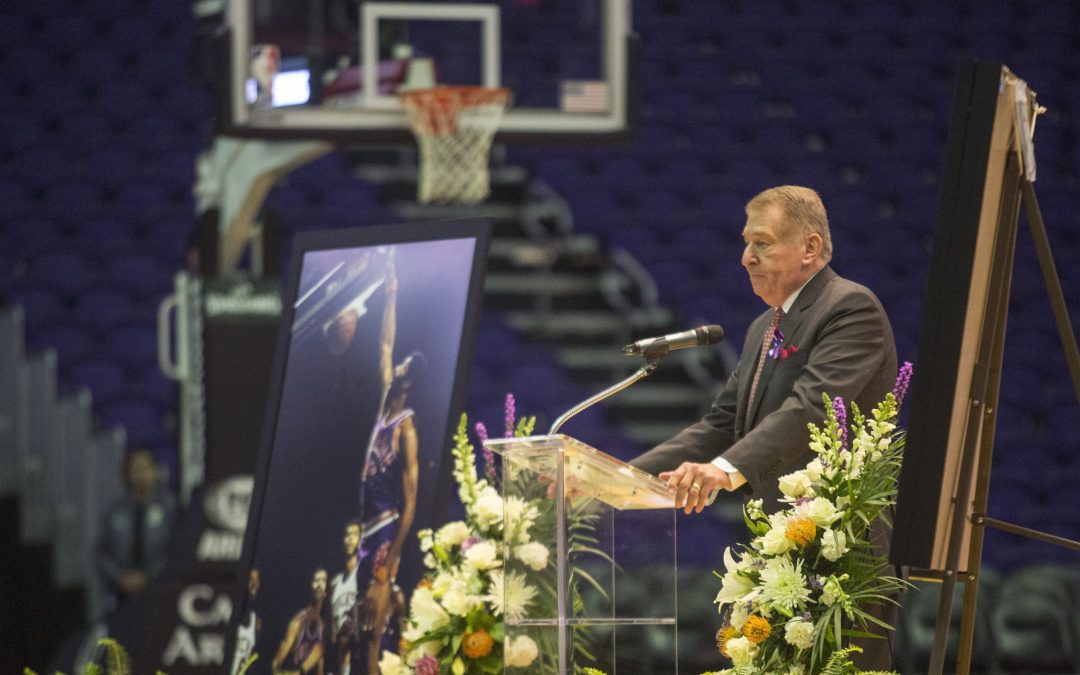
631, 185, 898, 670
95, 448, 177, 611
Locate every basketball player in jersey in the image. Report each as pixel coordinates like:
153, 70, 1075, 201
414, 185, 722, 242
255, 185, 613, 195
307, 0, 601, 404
329, 521, 361, 675
272, 569, 328, 675
355, 265, 420, 674
229, 568, 262, 675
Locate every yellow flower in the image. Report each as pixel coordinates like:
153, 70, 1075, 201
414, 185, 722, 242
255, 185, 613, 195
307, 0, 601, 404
742, 615, 771, 644
462, 628, 495, 659
716, 625, 739, 657
785, 516, 816, 547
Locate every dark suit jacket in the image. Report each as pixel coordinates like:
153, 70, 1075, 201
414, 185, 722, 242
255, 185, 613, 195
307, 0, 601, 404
632, 266, 898, 509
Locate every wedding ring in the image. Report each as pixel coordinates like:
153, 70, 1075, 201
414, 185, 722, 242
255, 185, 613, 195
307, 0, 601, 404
690, 482, 702, 492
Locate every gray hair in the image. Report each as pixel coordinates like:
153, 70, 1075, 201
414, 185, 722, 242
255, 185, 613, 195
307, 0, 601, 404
746, 185, 833, 262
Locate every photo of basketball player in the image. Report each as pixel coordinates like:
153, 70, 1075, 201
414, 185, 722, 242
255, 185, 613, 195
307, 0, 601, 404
354, 265, 419, 674
226, 226, 488, 675
271, 569, 327, 675
329, 521, 361, 675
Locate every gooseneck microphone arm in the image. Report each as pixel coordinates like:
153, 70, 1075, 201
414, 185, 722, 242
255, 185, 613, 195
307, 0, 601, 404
548, 359, 661, 435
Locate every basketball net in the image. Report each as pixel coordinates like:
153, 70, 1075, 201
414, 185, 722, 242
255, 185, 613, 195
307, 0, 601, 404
400, 86, 511, 204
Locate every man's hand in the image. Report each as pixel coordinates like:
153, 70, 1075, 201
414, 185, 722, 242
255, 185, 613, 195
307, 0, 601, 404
659, 462, 732, 514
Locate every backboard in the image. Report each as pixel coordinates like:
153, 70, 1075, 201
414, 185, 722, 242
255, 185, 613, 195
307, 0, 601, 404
223, 0, 635, 142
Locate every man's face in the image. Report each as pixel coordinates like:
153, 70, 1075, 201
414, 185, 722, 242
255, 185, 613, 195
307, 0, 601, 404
312, 570, 328, 600
741, 205, 814, 308
344, 524, 360, 557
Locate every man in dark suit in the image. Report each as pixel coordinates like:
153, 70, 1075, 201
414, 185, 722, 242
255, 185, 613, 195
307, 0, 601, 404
631, 185, 898, 670
631, 185, 897, 514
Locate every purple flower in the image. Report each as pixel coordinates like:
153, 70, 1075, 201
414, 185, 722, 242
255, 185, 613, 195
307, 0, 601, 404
504, 392, 516, 438
414, 654, 439, 675
795, 496, 813, 507
832, 396, 847, 449
475, 422, 497, 484
893, 361, 914, 408
809, 577, 824, 592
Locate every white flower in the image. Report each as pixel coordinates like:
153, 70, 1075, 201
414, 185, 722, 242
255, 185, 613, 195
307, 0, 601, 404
488, 570, 538, 621
715, 548, 755, 606
729, 602, 749, 631
418, 528, 434, 552
431, 572, 453, 598
464, 540, 500, 570
725, 636, 756, 667
778, 471, 814, 498
423, 553, 436, 568
820, 574, 851, 610
504, 496, 539, 543
473, 487, 503, 528
505, 635, 539, 667
405, 639, 441, 666
797, 497, 840, 528
746, 499, 765, 519
757, 556, 811, 613
409, 587, 450, 633
442, 584, 477, 616
435, 521, 471, 548
757, 524, 796, 555
804, 458, 824, 482
378, 649, 408, 675
784, 618, 815, 650
820, 528, 849, 562
514, 542, 549, 571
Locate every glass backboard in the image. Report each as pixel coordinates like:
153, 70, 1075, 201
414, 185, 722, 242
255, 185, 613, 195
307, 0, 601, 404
225, 0, 634, 141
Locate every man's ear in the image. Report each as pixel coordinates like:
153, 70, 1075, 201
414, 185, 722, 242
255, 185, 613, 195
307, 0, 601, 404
803, 233, 823, 262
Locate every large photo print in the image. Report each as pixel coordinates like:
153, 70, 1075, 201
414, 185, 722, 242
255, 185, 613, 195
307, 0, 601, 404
228, 225, 488, 675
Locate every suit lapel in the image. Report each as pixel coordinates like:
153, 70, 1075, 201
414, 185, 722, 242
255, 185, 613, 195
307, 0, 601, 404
743, 266, 836, 432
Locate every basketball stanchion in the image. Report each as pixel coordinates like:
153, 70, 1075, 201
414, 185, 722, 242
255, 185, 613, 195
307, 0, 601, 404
400, 85, 511, 204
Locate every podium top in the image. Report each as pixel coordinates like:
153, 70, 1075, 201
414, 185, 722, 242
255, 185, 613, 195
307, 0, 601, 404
484, 434, 676, 510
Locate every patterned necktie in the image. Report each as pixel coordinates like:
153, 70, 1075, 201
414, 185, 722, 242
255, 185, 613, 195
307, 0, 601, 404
747, 307, 783, 420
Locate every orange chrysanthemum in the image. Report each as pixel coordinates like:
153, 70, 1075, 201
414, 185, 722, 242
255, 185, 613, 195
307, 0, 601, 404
742, 615, 771, 644
416, 577, 434, 590
716, 625, 739, 657
462, 628, 495, 659
785, 516, 817, 547
399, 637, 413, 654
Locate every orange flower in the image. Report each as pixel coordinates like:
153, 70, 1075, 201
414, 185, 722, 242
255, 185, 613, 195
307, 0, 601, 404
742, 615, 771, 644
716, 625, 739, 657
416, 577, 434, 590
399, 637, 413, 653
785, 516, 816, 547
462, 628, 495, 659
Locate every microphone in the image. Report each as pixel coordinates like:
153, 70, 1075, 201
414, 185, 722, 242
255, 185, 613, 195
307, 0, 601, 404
622, 324, 725, 357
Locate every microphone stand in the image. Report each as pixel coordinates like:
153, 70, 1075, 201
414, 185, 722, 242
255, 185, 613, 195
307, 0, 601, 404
549, 357, 663, 435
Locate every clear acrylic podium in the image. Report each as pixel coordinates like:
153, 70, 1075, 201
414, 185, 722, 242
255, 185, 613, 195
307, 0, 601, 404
485, 434, 678, 675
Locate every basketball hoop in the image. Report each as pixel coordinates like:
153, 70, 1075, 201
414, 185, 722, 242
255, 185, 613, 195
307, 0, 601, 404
400, 86, 511, 204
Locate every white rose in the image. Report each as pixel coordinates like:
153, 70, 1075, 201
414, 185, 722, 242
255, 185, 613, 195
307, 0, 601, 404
378, 649, 407, 675
757, 525, 796, 555
820, 529, 849, 562
505, 635, 539, 667
442, 586, 475, 616
798, 497, 840, 528
778, 471, 814, 498
784, 619, 815, 650
514, 542, 549, 571
435, 521, 471, 548
464, 540, 500, 570
725, 636, 756, 667
409, 587, 450, 633
473, 487, 504, 527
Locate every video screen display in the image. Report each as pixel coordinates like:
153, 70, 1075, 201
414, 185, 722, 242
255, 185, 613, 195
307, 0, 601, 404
227, 221, 489, 675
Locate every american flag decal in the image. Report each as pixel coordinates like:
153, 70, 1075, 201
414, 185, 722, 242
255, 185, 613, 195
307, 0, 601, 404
560, 80, 609, 113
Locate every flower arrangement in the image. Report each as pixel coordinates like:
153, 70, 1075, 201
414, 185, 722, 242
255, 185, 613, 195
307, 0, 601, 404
379, 395, 548, 675
706, 363, 913, 675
